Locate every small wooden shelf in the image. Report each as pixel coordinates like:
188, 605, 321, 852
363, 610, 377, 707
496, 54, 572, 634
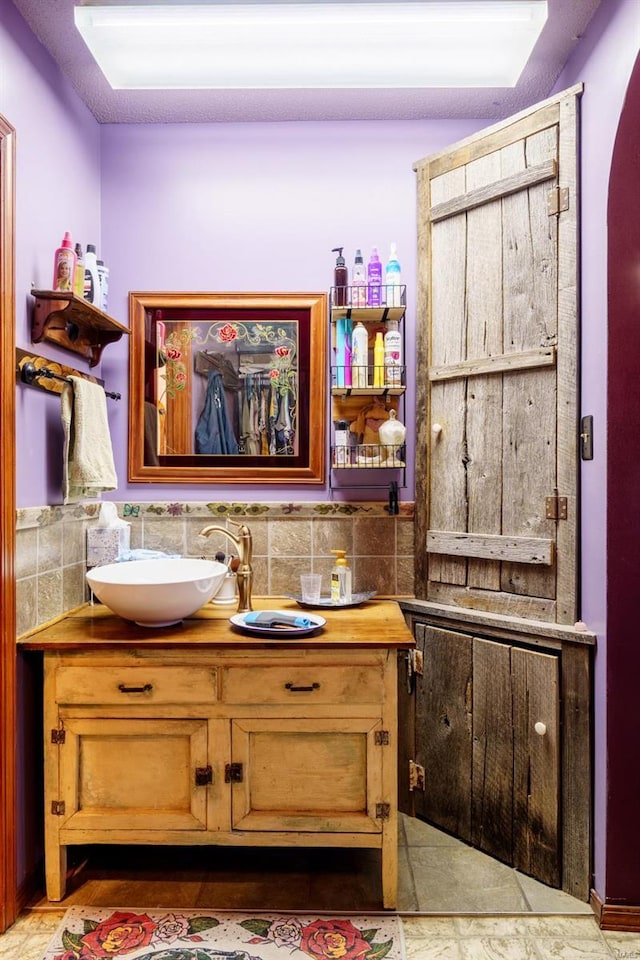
31, 290, 129, 367
331, 385, 405, 398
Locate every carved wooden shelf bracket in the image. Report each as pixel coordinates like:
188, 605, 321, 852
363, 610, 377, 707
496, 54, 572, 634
31, 290, 129, 367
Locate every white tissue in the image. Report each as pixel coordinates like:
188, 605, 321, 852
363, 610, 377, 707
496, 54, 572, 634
98, 502, 129, 529
87, 503, 131, 567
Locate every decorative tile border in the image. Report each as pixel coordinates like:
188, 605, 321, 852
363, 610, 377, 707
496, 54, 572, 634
16, 502, 100, 530
112, 499, 415, 521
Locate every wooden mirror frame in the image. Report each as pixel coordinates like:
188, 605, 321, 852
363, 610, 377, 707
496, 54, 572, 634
128, 291, 327, 484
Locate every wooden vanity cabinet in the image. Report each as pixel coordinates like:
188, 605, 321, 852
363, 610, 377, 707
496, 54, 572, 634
37, 623, 404, 906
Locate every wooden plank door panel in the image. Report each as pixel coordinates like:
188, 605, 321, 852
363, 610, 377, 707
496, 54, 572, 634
414, 87, 579, 625
471, 638, 514, 865
512, 647, 560, 887
414, 625, 472, 841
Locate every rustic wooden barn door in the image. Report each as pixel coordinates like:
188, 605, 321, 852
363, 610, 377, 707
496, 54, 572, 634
413, 86, 581, 625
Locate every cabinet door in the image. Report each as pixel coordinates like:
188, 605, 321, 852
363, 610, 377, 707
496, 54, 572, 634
414, 625, 560, 887
229, 718, 383, 833
512, 646, 560, 887
58, 718, 210, 833
414, 624, 472, 840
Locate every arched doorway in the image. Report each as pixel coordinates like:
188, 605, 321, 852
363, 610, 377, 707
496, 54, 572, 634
0, 113, 17, 932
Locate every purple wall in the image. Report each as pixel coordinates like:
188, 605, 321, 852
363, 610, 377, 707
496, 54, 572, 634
553, 0, 639, 902
1, 0, 102, 886
99, 117, 482, 504
1, 1, 102, 510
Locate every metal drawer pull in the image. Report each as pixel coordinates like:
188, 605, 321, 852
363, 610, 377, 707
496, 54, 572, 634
285, 682, 320, 692
118, 683, 153, 694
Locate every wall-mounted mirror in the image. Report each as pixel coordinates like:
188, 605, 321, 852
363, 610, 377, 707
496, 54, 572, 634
129, 292, 327, 484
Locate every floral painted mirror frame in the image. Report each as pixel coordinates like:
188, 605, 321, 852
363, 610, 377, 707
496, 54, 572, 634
128, 291, 327, 484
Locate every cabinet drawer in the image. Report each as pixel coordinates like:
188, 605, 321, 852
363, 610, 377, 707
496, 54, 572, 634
223, 664, 384, 704
54, 666, 218, 705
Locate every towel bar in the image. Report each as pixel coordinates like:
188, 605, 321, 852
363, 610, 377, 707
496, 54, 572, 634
17, 352, 121, 400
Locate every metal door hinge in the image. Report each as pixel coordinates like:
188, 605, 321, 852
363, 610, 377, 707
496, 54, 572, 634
374, 730, 390, 746
51, 729, 65, 744
409, 760, 425, 792
375, 803, 391, 820
547, 185, 569, 216
195, 765, 213, 786
545, 493, 568, 520
51, 800, 65, 816
225, 762, 243, 783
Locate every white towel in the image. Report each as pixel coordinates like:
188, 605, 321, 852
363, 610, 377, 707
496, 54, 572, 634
61, 376, 118, 504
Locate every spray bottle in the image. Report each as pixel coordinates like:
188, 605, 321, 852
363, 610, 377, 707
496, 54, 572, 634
352, 248, 366, 307
366, 247, 382, 307
52, 232, 76, 292
332, 247, 348, 306
385, 242, 402, 306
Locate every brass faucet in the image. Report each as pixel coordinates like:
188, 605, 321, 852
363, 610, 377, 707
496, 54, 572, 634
199, 519, 253, 612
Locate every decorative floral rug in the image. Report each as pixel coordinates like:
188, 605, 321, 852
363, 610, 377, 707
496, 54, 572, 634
41, 907, 404, 960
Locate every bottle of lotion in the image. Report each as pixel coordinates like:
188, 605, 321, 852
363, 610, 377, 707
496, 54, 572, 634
332, 247, 348, 306
330, 549, 352, 603
352, 248, 366, 307
53, 232, 76, 292
73, 243, 84, 298
83, 243, 99, 305
351, 321, 369, 387
384, 318, 403, 386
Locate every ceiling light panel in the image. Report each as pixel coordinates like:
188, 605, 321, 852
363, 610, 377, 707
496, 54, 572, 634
74, 2, 548, 90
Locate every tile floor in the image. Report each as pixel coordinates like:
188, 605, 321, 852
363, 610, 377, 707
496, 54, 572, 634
2, 816, 639, 960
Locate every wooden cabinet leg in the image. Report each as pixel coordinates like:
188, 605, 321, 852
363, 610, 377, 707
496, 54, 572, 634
381, 817, 398, 909
45, 841, 67, 902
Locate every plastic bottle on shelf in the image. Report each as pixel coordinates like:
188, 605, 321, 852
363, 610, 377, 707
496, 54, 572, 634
73, 243, 84, 298
83, 243, 100, 306
97, 260, 109, 312
333, 420, 350, 466
352, 248, 366, 307
351, 321, 369, 387
366, 247, 382, 307
385, 242, 402, 306
373, 330, 385, 387
330, 549, 352, 604
335, 316, 352, 388
52, 232, 76, 292
384, 318, 403, 386
332, 247, 348, 306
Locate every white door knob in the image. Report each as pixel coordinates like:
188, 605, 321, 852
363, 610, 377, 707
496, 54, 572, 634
534, 721, 547, 736
432, 423, 442, 435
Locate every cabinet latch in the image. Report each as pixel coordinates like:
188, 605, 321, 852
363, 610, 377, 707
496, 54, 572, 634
51, 800, 65, 816
547, 185, 569, 216
195, 766, 213, 786
409, 760, 425, 792
374, 730, 390, 746
225, 762, 243, 783
545, 493, 568, 520
375, 803, 391, 821
51, 728, 65, 744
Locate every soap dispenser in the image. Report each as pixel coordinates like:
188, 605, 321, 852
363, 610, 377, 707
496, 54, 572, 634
330, 549, 352, 604
332, 247, 348, 306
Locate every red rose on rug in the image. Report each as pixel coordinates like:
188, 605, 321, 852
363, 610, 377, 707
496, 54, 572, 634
79, 911, 156, 956
300, 919, 372, 960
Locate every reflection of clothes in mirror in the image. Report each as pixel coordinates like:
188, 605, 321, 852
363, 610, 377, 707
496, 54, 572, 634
143, 401, 160, 465
195, 370, 239, 454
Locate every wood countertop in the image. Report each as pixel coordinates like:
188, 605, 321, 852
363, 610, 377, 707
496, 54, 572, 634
17, 596, 415, 652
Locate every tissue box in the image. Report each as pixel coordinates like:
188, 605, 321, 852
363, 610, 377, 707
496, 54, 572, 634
87, 526, 131, 567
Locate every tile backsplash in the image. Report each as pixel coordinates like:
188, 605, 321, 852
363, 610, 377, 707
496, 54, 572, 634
16, 499, 415, 638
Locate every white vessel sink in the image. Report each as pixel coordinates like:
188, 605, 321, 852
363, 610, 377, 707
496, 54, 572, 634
86, 558, 228, 627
